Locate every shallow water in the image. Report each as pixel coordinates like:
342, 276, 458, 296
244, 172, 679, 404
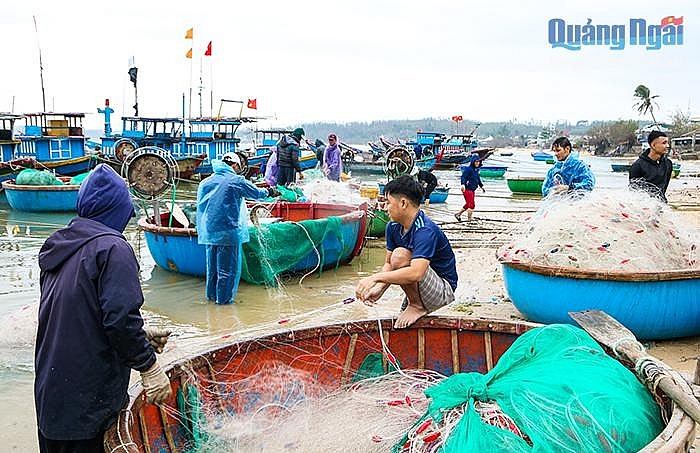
1, 150, 699, 451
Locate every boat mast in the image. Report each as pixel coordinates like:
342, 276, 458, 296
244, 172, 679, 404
128, 57, 138, 116
32, 15, 47, 112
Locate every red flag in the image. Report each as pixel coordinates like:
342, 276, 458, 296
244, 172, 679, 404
451, 115, 463, 122
247, 99, 257, 109
204, 41, 212, 56
661, 15, 683, 27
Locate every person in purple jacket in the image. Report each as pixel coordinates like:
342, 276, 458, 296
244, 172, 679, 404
34, 164, 172, 453
322, 133, 343, 181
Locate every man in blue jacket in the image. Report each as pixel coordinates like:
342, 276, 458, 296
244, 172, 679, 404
542, 136, 596, 197
35, 164, 172, 453
197, 152, 279, 304
355, 175, 457, 328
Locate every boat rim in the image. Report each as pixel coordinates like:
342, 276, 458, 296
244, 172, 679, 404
137, 201, 367, 238
500, 260, 700, 282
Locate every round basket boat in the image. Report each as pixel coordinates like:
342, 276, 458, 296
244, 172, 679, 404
1, 177, 79, 212
103, 315, 697, 452
500, 261, 700, 340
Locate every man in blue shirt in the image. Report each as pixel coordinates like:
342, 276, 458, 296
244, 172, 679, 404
355, 175, 457, 328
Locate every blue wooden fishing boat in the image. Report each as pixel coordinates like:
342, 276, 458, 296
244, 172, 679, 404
428, 187, 449, 203
96, 106, 241, 178
14, 112, 94, 176
2, 177, 79, 212
531, 151, 553, 162
139, 201, 367, 282
500, 261, 700, 340
378, 183, 448, 204
611, 163, 632, 172
103, 314, 697, 453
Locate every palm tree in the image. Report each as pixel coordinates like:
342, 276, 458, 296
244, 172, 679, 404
633, 85, 661, 129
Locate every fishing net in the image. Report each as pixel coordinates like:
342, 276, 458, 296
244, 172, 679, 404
166, 324, 662, 453
240, 215, 345, 286
15, 169, 64, 186
497, 188, 700, 271
68, 171, 91, 185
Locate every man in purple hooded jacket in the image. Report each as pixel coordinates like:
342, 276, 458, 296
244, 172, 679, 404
34, 164, 171, 453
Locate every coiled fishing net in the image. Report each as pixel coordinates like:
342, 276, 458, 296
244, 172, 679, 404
497, 188, 700, 270
165, 325, 662, 453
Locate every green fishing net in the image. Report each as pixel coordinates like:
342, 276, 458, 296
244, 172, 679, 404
352, 352, 402, 382
68, 171, 91, 185
15, 168, 64, 185
241, 215, 345, 286
176, 383, 208, 452
394, 324, 664, 453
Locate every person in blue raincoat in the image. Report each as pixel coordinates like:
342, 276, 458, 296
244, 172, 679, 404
196, 153, 279, 304
542, 136, 596, 197
35, 164, 172, 453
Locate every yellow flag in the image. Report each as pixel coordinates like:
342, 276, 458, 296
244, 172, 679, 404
185, 48, 192, 59
185, 28, 193, 39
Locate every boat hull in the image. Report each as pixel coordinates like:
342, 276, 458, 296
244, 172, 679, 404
140, 202, 367, 283
501, 261, 700, 340
103, 314, 697, 453
1, 179, 79, 212
367, 207, 389, 237
428, 187, 449, 203
479, 165, 507, 178
506, 177, 544, 195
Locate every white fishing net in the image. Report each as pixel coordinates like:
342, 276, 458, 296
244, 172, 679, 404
497, 188, 700, 271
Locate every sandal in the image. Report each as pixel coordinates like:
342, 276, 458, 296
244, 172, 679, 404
454, 213, 462, 222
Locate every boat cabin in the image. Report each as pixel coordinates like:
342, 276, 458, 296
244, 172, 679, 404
16, 113, 88, 162
0, 113, 23, 162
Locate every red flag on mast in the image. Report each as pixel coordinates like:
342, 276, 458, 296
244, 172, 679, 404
204, 41, 212, 56
247, 99, 257, 109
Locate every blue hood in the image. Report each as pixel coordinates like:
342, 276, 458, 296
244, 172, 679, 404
77, 164, 135, 232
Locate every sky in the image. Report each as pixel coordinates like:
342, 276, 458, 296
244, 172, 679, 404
1, 0, 698, 133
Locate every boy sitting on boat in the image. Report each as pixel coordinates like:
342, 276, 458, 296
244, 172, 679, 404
355, 175, 457, 328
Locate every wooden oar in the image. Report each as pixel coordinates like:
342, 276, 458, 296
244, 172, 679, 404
569, 309, 700, 424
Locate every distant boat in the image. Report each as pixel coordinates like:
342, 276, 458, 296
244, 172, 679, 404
379, 183, 449, 203
531, 151, 553, 162
611, 163, 632, 172
506, 176, 544, 195
499, 150, 514, 156
479, 165, 508, 178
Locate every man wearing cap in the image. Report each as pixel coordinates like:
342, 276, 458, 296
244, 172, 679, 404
629, 131, 673, 203
196, 153, 280, 304
276, 128, 306, 186
35, 164, 172, 452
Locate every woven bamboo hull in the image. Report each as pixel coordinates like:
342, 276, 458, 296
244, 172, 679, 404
139, 201, 368, 282
2, 178, 79, 212
501, 261, 700, 340
506, 177, 544, 195
104, 315, 696, 453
